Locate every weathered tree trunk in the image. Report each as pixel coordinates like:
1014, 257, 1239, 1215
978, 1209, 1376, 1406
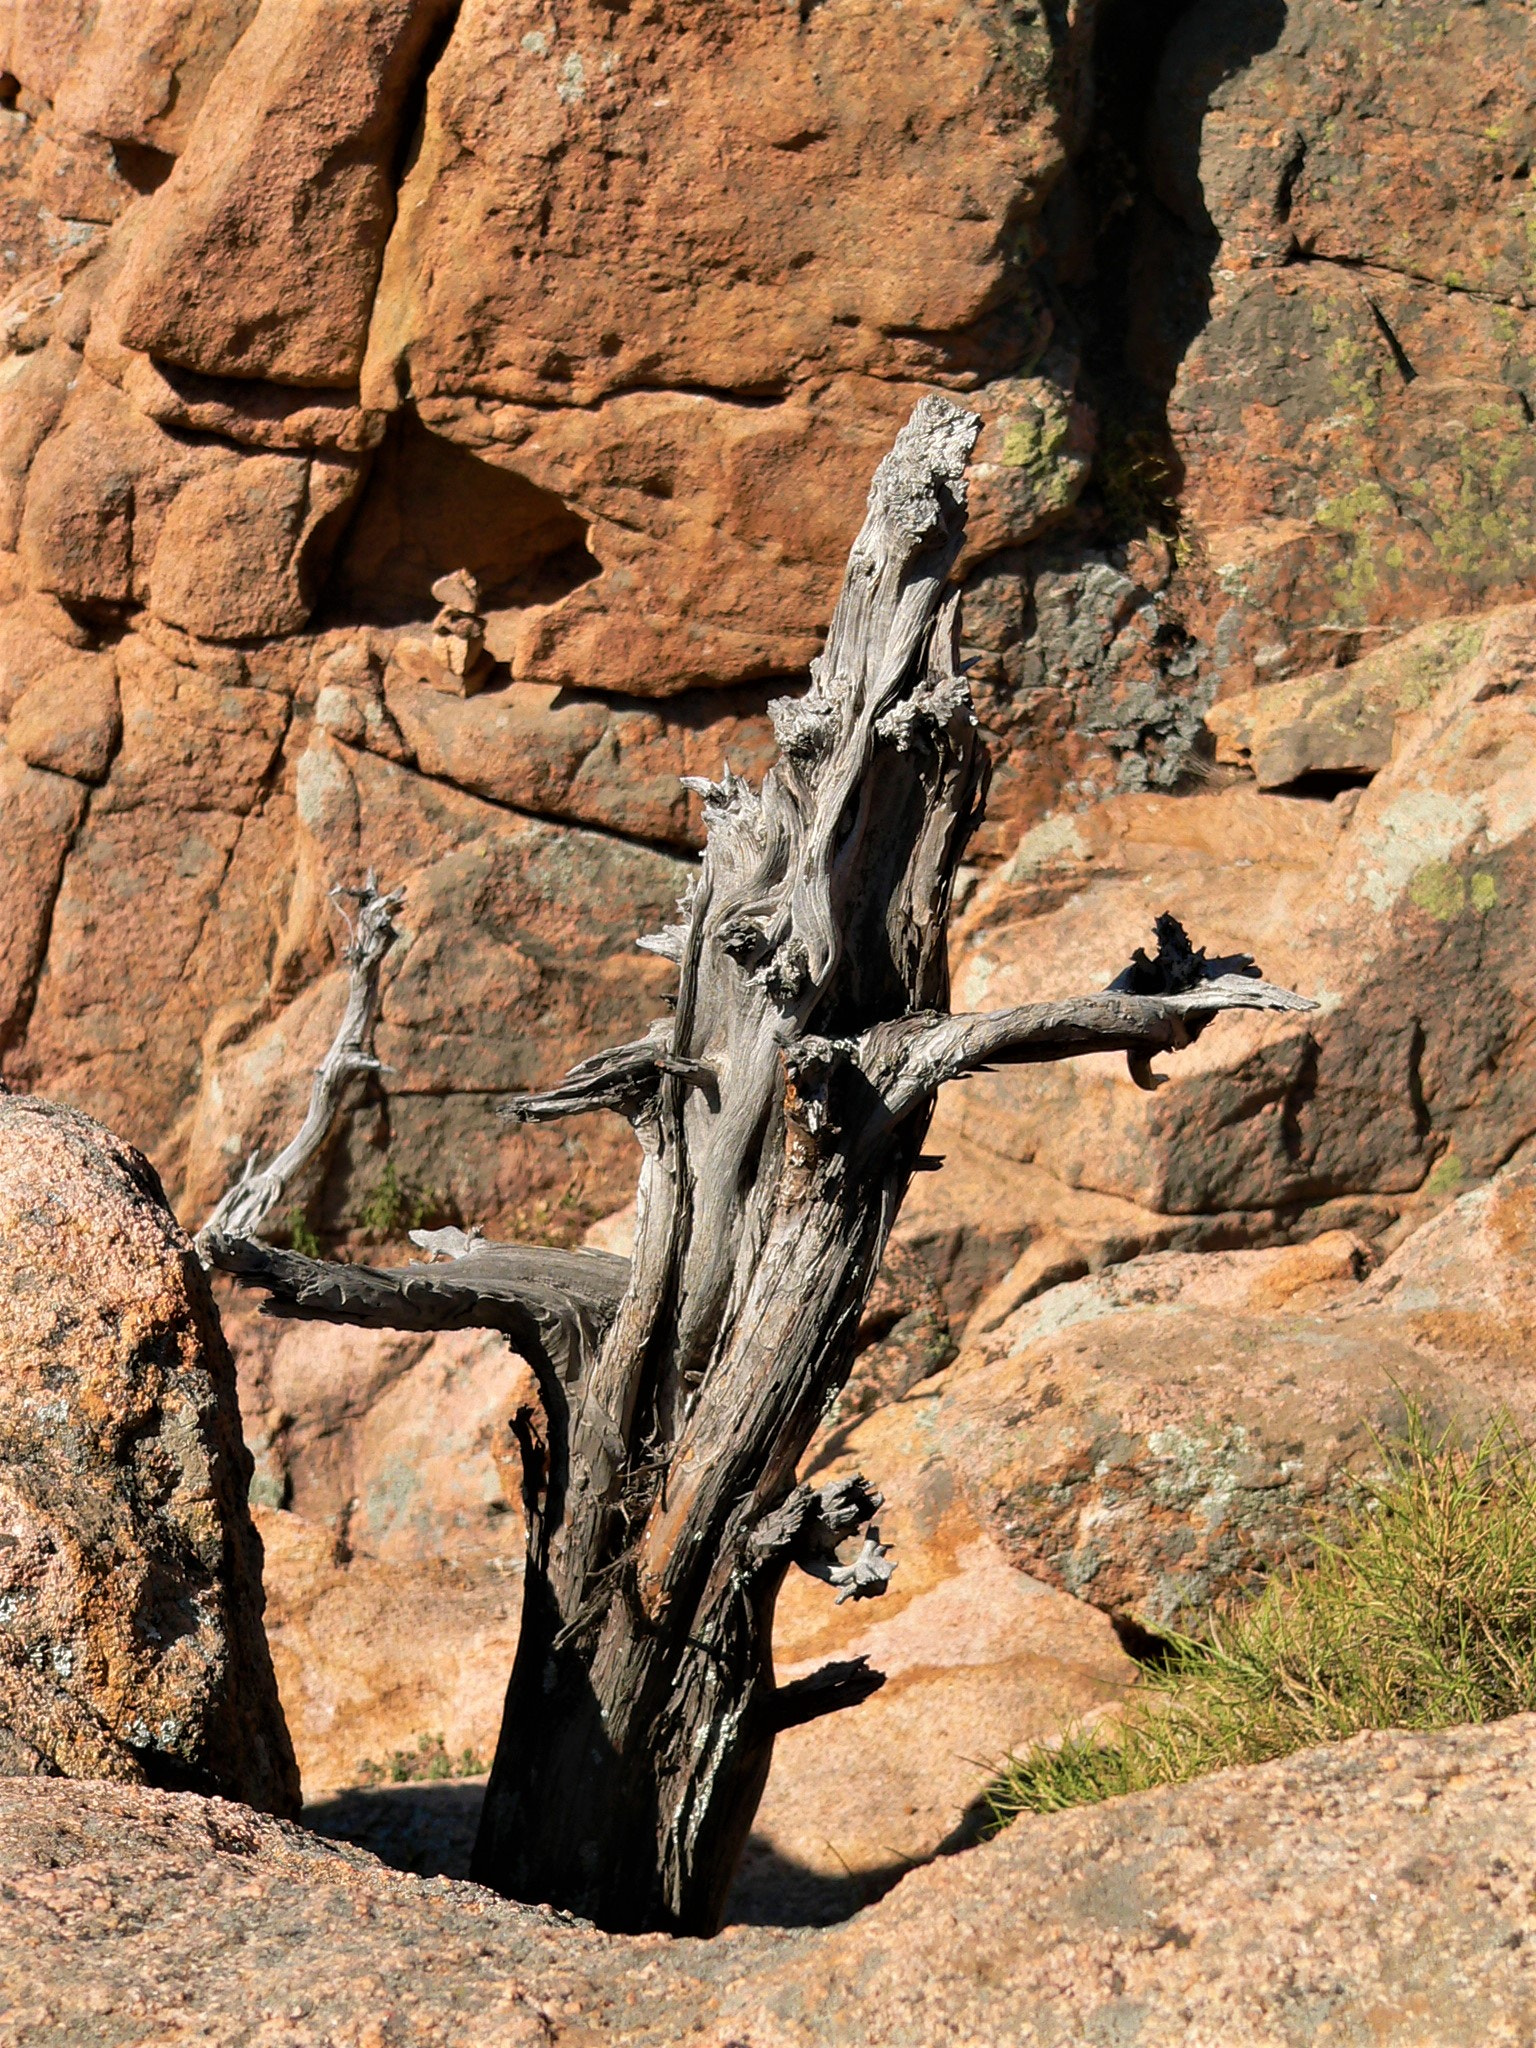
211, 396, 1313, 1935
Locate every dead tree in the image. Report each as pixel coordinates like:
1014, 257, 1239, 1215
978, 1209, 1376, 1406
209, 396, 1314, 1935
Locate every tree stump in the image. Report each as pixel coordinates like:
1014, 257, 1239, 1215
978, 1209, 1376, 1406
211, 395, 1313, 1934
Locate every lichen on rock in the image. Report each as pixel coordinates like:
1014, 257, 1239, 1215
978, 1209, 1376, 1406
0, 1092, 298, 1813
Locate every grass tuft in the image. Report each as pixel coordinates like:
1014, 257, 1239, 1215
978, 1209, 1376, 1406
357, 1158, 446, 1241
357, 1732, 487, 1787
282, 1206, 322, 1260
988, 1410, 1536, 1828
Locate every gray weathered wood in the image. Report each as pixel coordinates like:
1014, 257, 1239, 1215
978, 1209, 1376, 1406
197, 880, 403, 1254
214, 395, 1318, 1936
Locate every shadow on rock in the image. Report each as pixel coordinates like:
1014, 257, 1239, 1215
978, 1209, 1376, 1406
303, 1777, 1002, 1931
304, 1778, 488, 1881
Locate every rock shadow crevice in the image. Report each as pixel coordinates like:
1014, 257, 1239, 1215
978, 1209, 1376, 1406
958, 0, 1289, 814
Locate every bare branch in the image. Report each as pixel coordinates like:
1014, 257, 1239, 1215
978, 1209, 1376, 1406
204, 1232, 629, 1371
196, 878, 403, 1254
807, 1526, 897, 1604
748, 1475, 895, 1604
749, 1474, 884, 1565
862, 914, 1318, 1126
500, 1024, 715, 1128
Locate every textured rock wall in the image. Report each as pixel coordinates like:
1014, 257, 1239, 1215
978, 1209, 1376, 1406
0, 0, 1532, 1242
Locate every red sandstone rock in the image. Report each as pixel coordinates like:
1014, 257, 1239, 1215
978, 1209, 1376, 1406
113, 0, 458, 387
1205, 614, 1493, 791
382, 673, 779, 850
942, 604, 1536, 1234
12, 0, 256, 157
0, 743, 85, 1057
1160, 0, 1536, 692
0, 0, 1533, 1256
0, 1093, 297, 1811
255, 1504, 523, 1799
5, 635, 117, 780
18, 362, 365, 638
364, 0, 1068, 410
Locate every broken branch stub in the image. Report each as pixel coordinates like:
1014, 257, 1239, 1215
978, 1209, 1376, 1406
210, 395, 1316, 1938
197, 879, 403, 1255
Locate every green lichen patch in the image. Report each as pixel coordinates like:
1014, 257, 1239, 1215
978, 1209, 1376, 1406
1408, 862, 1500, 922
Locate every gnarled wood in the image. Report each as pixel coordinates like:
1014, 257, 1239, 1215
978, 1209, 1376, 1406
204, 1233, 627, 1356
197, 880, 403, 1254
216, 396, 1317, 1936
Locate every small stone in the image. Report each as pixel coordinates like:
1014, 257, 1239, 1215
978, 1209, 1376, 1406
6, 647, 120, 783
429, 568, 482, 613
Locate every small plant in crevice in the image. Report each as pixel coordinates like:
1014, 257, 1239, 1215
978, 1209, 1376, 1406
988, 1409, 1536, 1828
355, 1157, 449, 1242
1093, 423, 1182, 540
280, 1206, 322, 1260
357, 1732, 488, 1787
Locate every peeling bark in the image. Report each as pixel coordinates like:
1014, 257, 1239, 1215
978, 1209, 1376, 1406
212, 396, 1317, 1934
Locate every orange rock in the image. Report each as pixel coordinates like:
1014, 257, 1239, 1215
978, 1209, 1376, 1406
5, 638, 118, 781
12, 0, 256, 157
8, 1716, 1536, 2038
382, 673, 780, 849
935, 1156, 1536, 1633
113, 0, 458, 386
943, 604, 1536, 1231
364, 0, 1067, 410
1161, 1, 1536, 691
0, 742, 85, 1056
145, 443, 364, 642
0, 1092, 297, 1811
18, 364, 364, 636
217, 1310, 537, 1795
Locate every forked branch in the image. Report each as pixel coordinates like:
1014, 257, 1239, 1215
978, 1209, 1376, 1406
865, 914, 1315, 1128
197, 878, 404, 1254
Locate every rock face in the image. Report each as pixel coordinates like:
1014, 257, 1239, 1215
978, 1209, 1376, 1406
1160, 1, 1536, 696
0, 1094, 297, 1813
6, 1714, 1536, 2043
935, 1153, 1536, 1634
0, 2, 1532, 1245
225, 1305, 533, 1795
938, 601, 1536, 1266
